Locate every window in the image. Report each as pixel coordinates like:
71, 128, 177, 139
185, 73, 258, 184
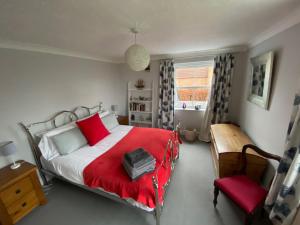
174, 61, 213, 110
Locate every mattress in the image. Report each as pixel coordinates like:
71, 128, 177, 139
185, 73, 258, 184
41, 125, 154, 212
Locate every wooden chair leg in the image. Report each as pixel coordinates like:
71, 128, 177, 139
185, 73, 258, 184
213, 186, 219, 207
245, 213, 254, 225
259, 205, 266, 219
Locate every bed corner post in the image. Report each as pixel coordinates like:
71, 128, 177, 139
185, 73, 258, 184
152, 176, 161, 225
175, 123, 181, 161
175, 122, 182, 144
19, 122, 50, 186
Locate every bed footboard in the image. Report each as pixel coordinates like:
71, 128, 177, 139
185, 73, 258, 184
152, 123, 181, 225
152, 176, 161, 225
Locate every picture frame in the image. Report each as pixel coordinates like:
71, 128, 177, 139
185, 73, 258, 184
248, 51, 274, 109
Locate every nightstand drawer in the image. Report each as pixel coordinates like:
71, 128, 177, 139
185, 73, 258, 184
0, 161, 47, 225
0, 177, 33, 207
7, 191, 39, 223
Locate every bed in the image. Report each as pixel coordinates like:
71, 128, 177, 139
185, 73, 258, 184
19, 103, 181, 225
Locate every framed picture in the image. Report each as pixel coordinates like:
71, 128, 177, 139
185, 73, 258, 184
248, 51, 274, 109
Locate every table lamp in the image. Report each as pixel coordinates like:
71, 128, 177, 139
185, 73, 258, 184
0, 141, 21, 169
111, 105, 119, 116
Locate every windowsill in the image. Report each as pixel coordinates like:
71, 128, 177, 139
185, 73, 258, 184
175, 108, 206, 112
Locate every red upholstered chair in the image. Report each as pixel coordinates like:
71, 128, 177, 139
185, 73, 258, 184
213, 144, 281, 225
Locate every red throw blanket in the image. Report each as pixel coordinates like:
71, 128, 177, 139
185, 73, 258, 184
83, 127, 179, 208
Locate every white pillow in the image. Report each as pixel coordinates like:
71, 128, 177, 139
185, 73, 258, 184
38, 123, 76, 160
76, 110, 110, 122
101, 113, 119, 130
99, 110, 110, 118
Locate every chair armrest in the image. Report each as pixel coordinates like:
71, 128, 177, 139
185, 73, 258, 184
240, 144, 281, 174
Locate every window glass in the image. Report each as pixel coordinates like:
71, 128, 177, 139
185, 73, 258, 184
174, 63, 213, 110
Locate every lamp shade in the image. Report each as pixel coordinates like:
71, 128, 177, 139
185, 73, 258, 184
125, 44, 150, 71
0, 141, 17, 156
111, 105, 118, 112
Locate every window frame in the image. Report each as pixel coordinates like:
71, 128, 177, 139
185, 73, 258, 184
174, 61, 214, 111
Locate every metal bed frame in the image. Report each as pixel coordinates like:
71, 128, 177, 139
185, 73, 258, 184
19, 102, 181, 225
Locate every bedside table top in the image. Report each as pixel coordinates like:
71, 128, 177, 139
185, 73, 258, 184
0, 160, 36, 190
118, 115, 128, 119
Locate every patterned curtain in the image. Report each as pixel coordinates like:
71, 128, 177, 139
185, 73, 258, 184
158, 59, 175, 130
265, 92, 300, 225
210, 54, 235, 124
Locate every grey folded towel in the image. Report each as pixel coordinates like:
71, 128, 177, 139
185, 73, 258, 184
123, 158, 156, 180
124, 148, 154, 168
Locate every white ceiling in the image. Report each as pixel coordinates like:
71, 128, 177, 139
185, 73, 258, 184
0, 0, 299, 62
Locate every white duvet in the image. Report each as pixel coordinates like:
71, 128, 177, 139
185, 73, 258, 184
41, 125, 132, 184
41, 125, 154, 212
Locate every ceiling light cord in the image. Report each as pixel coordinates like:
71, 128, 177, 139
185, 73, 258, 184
130, 27, 138, 44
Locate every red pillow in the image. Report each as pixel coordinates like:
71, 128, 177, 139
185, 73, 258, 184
76, 113, 110, 146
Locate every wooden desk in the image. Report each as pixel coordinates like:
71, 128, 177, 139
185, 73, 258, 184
210, 124, 268, 182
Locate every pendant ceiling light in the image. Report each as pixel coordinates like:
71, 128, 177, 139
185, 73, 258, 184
125, 28, 150, 71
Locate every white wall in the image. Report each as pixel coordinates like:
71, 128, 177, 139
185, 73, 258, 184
0, 48, 122, 168
228, 52, 248, 122
230, 23, 300, 156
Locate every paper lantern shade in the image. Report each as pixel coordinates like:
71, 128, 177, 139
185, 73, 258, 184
125, 44, 150, 71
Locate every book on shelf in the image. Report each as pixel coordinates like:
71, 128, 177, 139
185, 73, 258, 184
129, 102, 146, 111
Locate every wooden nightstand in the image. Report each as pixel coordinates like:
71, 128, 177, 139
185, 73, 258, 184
0, 161, 47, 225
117, 115, 129, 125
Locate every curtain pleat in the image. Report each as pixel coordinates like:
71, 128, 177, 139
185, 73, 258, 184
265, 92, 300, 225
157, 59, 175, 130
210, 54, 235, 124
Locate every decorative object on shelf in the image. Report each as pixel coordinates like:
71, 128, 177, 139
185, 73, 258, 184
0, 141, 21, 169
125, 28, 150, 71
195, 105, 199, 110
182, 102, 186, 109
111, 104, 119, 116
248, 51, 274, 109
135, 79, 145, 89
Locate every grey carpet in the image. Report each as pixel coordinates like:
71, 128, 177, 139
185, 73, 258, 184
19, 142, 271, 225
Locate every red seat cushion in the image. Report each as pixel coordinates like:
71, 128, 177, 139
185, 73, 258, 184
76, 113, 110, 146
214, 175, 267, 213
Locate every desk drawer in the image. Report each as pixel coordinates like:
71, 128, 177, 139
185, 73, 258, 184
0, 177, 33, 207
7, 191, 39, 223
